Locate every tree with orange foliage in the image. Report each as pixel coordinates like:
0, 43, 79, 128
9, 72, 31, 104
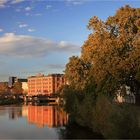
63, 5, 140, 138
12, 82, 23, 94
65, 5, 140, 97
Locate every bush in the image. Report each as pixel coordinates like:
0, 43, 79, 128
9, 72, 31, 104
91, 95, 140, 138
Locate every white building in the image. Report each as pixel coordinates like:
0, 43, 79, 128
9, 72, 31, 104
115, 85, 135, 104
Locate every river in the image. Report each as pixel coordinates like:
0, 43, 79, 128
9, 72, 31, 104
0, 104, 103, 139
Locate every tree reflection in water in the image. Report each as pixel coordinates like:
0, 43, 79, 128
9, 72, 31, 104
0, 105, 104, 139
58, 120, 104, 139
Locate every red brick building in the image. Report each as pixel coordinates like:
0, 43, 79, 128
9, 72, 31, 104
28, 73, 65, 96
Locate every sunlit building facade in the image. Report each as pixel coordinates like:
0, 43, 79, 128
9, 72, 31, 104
28, 73, 65, 96
22, 82, 28, 94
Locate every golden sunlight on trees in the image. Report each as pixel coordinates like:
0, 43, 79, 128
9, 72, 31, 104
0, 82, 9, 94
63, 5, 140, 138
65, 56, 91, 90
65, 5, 140, 97
12, 82, 23, 94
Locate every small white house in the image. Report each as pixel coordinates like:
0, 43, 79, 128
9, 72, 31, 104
115, 85, 135, 104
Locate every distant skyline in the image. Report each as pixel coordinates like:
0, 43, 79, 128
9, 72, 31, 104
0, 0, 139, 81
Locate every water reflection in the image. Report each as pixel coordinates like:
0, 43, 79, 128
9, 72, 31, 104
6, 105, 68, 128
9, 106, 22, 120
0, 105, 102, 139
28, 105, 68, 128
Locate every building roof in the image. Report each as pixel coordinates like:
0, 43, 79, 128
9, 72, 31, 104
28, 73, 64, 79
17, 79, 27, 82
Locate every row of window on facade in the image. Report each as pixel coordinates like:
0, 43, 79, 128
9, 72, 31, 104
28, 77, 63, 82
28, 74, 65, 96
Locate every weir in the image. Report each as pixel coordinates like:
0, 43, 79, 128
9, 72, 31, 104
23, 95, 58, 103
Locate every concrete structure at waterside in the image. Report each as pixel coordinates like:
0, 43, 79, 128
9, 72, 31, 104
28, 73, 65, 96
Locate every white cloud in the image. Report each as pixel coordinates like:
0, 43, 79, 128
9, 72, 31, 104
0, 0, 25, 8
34, 13, 42, 16
28, 28, 35, 32
16, 8, 21, 12
11, 0, 25, 4
25, 13, 31, 16
0, 28, 3, 32
25, 13, 42, 17
19, 24, 28, 28
47, 64, 65, 69
66, 0, 91, 6
0, 0, 8, 8
66, 0, 83, 5
25, 6, 32, 11
46, 5, 52, 10
0, 33, 80, 57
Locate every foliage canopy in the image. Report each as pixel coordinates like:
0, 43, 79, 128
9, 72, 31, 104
63, 5, 140, 138
65, 5, 140, 96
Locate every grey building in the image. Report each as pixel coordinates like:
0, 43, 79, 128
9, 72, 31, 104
8, 77, 17, 87
8, 77, 27, 87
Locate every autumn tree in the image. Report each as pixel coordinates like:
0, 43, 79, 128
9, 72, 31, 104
81, 5, 140, 96
12, 82, 23, 94
65, 5, 140, 96
65, 56, 91, 90
0, 82, 9, 94
64, 5, 140, 138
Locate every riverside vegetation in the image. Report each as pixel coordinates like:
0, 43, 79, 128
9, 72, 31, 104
60, 5, 140, 138
0, 82, 24, 105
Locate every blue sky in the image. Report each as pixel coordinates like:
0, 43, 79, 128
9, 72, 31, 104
0, 0, 139, 81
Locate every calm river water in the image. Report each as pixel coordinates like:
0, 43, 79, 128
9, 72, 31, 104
0, 104, 102, 139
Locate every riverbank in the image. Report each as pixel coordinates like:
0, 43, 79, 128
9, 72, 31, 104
62, 89, 140, 139
0, 104, 105, 139
0, 97, 23, 105
60, 120, 104, 139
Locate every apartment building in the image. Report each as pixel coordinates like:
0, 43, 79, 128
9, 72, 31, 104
28, 73, 65, 96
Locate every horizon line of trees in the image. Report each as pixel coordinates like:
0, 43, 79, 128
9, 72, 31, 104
0, 81, 23, 95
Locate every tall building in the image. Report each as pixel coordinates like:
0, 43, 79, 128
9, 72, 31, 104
28, 73, 65, 96
8, 77, 17, 87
